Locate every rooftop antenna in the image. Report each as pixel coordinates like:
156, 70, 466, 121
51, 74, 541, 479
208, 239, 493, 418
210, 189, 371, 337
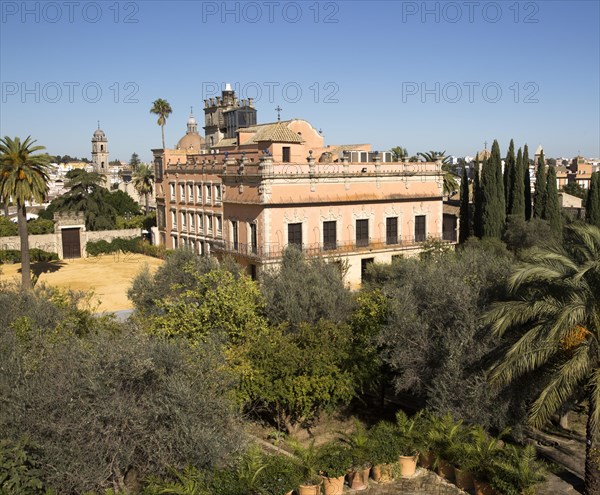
275, 105, 282, 122
484, 140, 488, 150
97, 120, 100, 129
190, 106, 193, 114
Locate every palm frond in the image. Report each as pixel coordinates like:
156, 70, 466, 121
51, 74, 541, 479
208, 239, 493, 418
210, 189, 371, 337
529, 343, 591, 428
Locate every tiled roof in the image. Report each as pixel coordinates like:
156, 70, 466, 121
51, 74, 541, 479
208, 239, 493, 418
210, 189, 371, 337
237, 121, 303, 144
251, 122, 303, 143
214, 138, 237, 148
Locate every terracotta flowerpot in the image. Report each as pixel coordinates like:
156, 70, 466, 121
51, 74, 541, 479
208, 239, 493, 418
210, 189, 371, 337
398, 455, 418, 478
321, 475, 344, 495
474, 479, 496, 495
454, 467, 475, 491
298, 483, 321, 495
436, 459, 455, 482
346, 469, 368, 490
285, 491, 293, 495
371, 463, 393, 483
362, 466, 371, 485
418, 451, 435, 469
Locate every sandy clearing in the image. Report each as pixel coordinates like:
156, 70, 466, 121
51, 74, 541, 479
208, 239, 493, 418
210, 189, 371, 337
0, 253, 164, 312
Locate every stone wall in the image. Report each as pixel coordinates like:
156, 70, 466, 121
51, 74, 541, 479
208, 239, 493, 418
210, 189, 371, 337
0, 229, 141, 259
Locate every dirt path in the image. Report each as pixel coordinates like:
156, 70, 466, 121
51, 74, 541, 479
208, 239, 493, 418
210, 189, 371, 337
0, 253, 163, 312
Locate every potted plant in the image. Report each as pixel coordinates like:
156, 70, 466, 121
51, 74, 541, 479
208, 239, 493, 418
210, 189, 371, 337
365, 421, 402, 483
487, 444, 546, 495
316, 442, 353, 495
395, 410, 421, 478
412, 410, 436, 469
338, 419, 371, 490
427, 413, 468, 483
254, 453, 304, 495
466, 426, 514, 495
290, 439, 322, 495
445, 429, 478, 491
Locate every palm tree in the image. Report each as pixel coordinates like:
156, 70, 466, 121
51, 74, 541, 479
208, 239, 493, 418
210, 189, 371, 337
132, 164, 154, 215
418, 150, 459, 196
0, 136, 51, 289
485, 223, 600, 495
150, 98, 172, 149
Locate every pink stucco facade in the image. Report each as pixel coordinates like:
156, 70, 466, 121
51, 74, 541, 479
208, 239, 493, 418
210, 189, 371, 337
153, 88, 447, 287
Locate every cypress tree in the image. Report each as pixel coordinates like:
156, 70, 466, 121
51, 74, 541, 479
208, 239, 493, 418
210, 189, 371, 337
473, 165, 483, 238
511, 147, 525, 218
586, 172, 600, 228
524, 144, 532, 220
533, 150, 546, 218
493, 140, 506, 227
544, 165, 562, 233
459, 164, 470, 243
504, 139, 516, 213
481, 142, 504, 239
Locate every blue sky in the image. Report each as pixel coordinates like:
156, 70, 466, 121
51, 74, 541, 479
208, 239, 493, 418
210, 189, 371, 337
1, 0, 599, 162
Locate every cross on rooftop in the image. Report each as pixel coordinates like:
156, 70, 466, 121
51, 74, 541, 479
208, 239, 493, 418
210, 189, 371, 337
275, 105, 282, 121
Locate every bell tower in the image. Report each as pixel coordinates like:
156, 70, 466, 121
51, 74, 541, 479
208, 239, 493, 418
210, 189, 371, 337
91, 122, 109, 174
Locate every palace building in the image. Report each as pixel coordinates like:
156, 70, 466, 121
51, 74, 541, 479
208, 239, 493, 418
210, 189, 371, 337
153, 86, 448, 287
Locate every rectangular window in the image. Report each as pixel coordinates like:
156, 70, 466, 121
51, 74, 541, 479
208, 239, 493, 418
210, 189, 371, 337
415, 215, 426, 242
190, 212, 195, 230
323, 221, 337, 250
215, 184, 222, 202
205, 184, 212, 202
282, 146, 291, 163
154, 158, 163, 181
386, 217, 398, 245
356, 219, 369, 247
196, 184, 202, 203
188, 184, 193, 203
216, 215, 222, 237
288, 223, 302, 248
361, 258, 374, 282
171, 210, 177, 228
157, 205, 166, 229
232, 220, 238, 250
250, 223, 258, 254
181, 211, 186, 228
198, 213, 203, 231
169, 183, 175, 202
207, 214, 213, 233
179, 184, 185, 202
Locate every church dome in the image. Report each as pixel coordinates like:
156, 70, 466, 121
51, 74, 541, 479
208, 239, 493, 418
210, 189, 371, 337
93, 128, 106, 140
177, 132, 205, 152
475, 149, 491, 162
176, 110, 205, 151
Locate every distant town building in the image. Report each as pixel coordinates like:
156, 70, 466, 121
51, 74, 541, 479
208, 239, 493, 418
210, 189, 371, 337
91, 124, 109, 175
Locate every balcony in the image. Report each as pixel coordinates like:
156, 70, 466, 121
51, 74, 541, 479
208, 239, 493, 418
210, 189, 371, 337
212, 235, 449, 260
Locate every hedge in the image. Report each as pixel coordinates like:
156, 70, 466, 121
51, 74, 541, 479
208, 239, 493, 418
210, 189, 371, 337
0, 249, 59, 264
86, 237, 166, 259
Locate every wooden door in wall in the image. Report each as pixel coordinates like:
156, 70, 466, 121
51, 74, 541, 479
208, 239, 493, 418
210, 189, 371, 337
61, 228, 81, 259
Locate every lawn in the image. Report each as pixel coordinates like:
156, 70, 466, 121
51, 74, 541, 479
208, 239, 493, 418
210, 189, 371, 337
0, 253, 164, 312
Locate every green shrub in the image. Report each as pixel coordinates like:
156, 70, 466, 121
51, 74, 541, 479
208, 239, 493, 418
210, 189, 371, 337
86, 237, 164, 259
85, 239, 113, 256
366, 421, 402, 465
0, 439, 47, 495
255, 454, 303, 495
0, 217, 18, 237
27, 219, 55, 235
316, 443, 353, 478
0, 249, 58, 264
